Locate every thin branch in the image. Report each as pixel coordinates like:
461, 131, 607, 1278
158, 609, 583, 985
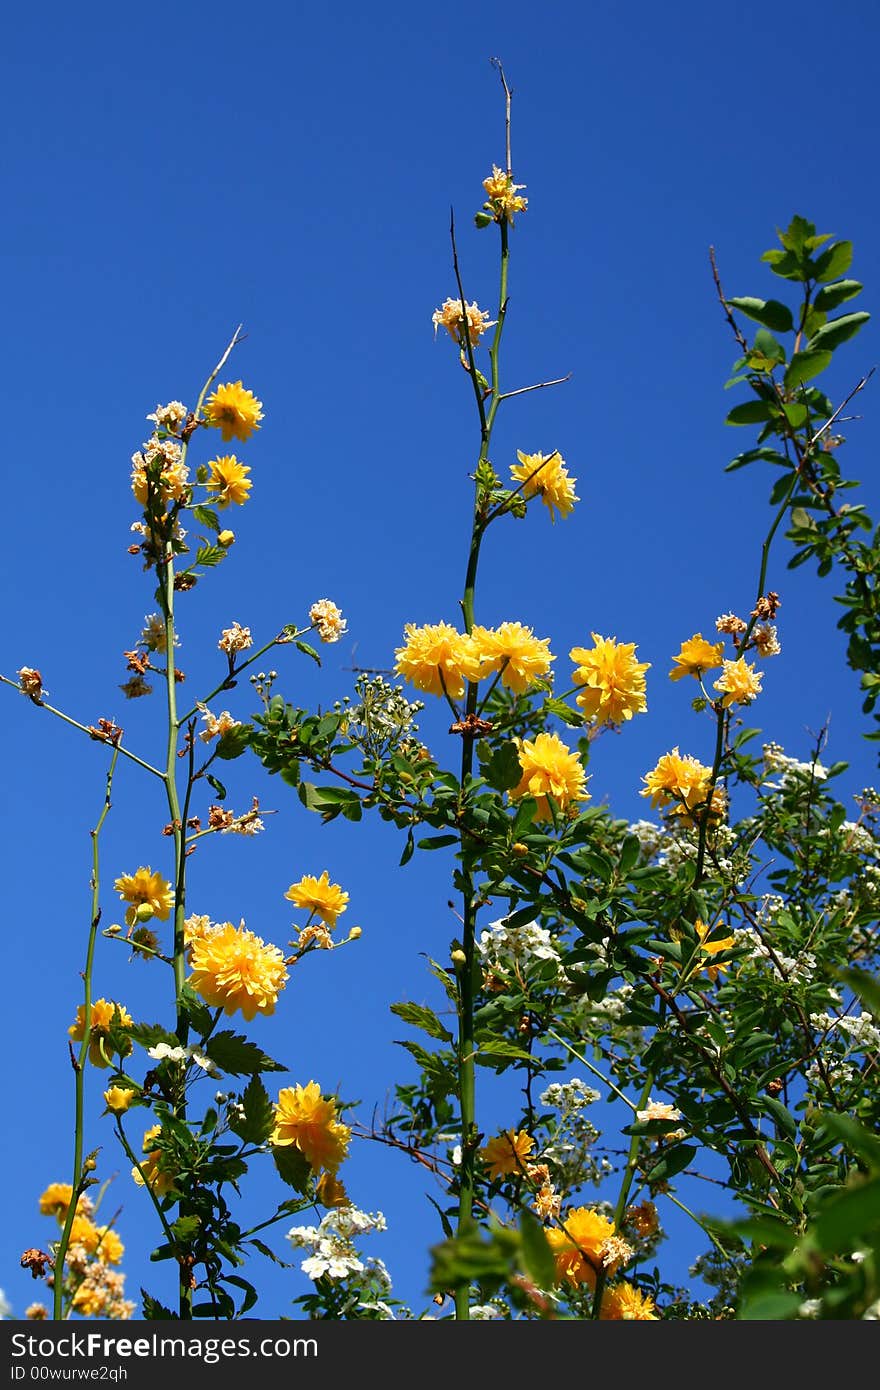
498, 373, 572, 402
491, 58, 513, 175
709, 245, 749, 353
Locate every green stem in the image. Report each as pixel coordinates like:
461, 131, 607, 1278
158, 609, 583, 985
53, 748, 119, 1321
453, 218, 510, 1323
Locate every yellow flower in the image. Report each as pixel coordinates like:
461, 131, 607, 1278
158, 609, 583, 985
509, 731, 589, 821
713, 657, 763, 708
132, 1126, 176, 1198
131, 449, 189, 509
694, 919, 736, 982
188, 921, 288, 1021
601, 1283, 659, 1320
668, 634, 725, 682
203, 381, 264, 442
94, 1226, 124, 1265
316, 1172, 351, 1209
570, 634, 650, 726
546, 1207, 620, 1287
71, 1283, 108, 1318
103, 1086, 134, 1113
510, 450, 579, 522
394, 622, 481, 700
480, 1129, 535, 1180
470, 623, 554, 694
67, 1214, 101, 1253
271, 1082, 351, 1175
284, 871, 349, 927
205, 455, 252, 508
640, 748, 713, 820
431, 298, 496, 345
69, 1000, 133, 1068
38, 1183, 92, 1220
482, 165, 528, 222
114, 867, 172, 926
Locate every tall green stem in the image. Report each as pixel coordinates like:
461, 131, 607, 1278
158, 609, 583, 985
454, 220, 510, 1321
53, 748, 119, 1320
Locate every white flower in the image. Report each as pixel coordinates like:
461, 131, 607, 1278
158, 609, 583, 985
148, 1043, 188, 1063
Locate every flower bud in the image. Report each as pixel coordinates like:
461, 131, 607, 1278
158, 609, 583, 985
218, 529, 235, 547
135, 902, 155, 923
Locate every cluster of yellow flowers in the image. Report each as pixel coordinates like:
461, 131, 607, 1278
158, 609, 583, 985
36, 1184, 134, 1319
394, 620, 553, 700
546, 1206, 657, 1318
480, 164, 528, 224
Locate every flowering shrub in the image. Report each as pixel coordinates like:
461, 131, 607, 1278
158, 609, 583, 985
5, 65, 879, 1322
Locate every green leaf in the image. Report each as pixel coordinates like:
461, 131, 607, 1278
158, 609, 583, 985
761, 1096, 798, 1141
646, 1144, 696, 1182
813, 1176, 880, 1249
483, 740, 523, 792
231, 1075, 276, 1145
141, 1290, 176, 1319
417, 834, 458, 851
476, 1036, 535, 1064
194, 544, 227, 569
272, 1143, 312, 1194
429, 1220, 519, 1293
129, 1022, 179, 1051
836, 966, 880, 1022
782, 402, 808, 428
784, 350, 832, 389
807, 311, 870, 353
814, 1111, 880, 1169
725, 446, 791, 473
205, 1031, 286, 1076
752, 328, 786, 364
726, 297, 794, 333
192, 505, 220, 533
519, 1209, 556, 1290
170, 1215, 201, 1242
814, 279, 863, 312
725, 401, 777, 426
206, 773, 227, 801
738, 1288, 802, 1321
295, 639, 321, 666
399, 828, 415, 866
813, 240, 853, 283
390, 1001, 454, 1043
178, 984, 214, 1039
215, 724, 251, 760
618, 834, 641, 875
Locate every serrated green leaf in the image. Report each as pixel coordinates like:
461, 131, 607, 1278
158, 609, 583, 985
192, 505, 220, 533
129, 1022, 180, 1051
726, 297, 794, 333
141, 1289, 176, 1319
390, 1001, 454, 1043
205, 1031, 286, 1076
194, 544, 227, 568
272, 1143, 313, 1194
230, 1075, 276, 1145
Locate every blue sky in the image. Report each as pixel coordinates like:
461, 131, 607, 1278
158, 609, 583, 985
2, 0, 879, 1318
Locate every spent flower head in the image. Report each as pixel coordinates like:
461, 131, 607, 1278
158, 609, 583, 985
309, 599, 347, 644
432, 298, 496, 345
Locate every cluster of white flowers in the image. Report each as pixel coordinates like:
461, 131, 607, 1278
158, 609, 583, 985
731, 926, 816, 982
478, 917, 564, 976
147, 401, 187, 433
572, 982, 635, 1026
816, 820, 880, 858
147, 1041, 220, 1076
540, 1078, 601, 1110
287, 1208, 390, 1286
309, 599, 347, 644
806, 1057, 856, 1088
810, 1011, 880, 1052
199, 707, 242, 743
762, 742, 828, 789
469, 1303, 507, 1320
628, 820, 663, 860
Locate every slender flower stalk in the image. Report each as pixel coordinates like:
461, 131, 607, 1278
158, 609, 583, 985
452, 71, 514, 1322
53, 748, 119, 1320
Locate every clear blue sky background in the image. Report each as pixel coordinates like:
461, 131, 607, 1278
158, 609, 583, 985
3, 0, 879, 1319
